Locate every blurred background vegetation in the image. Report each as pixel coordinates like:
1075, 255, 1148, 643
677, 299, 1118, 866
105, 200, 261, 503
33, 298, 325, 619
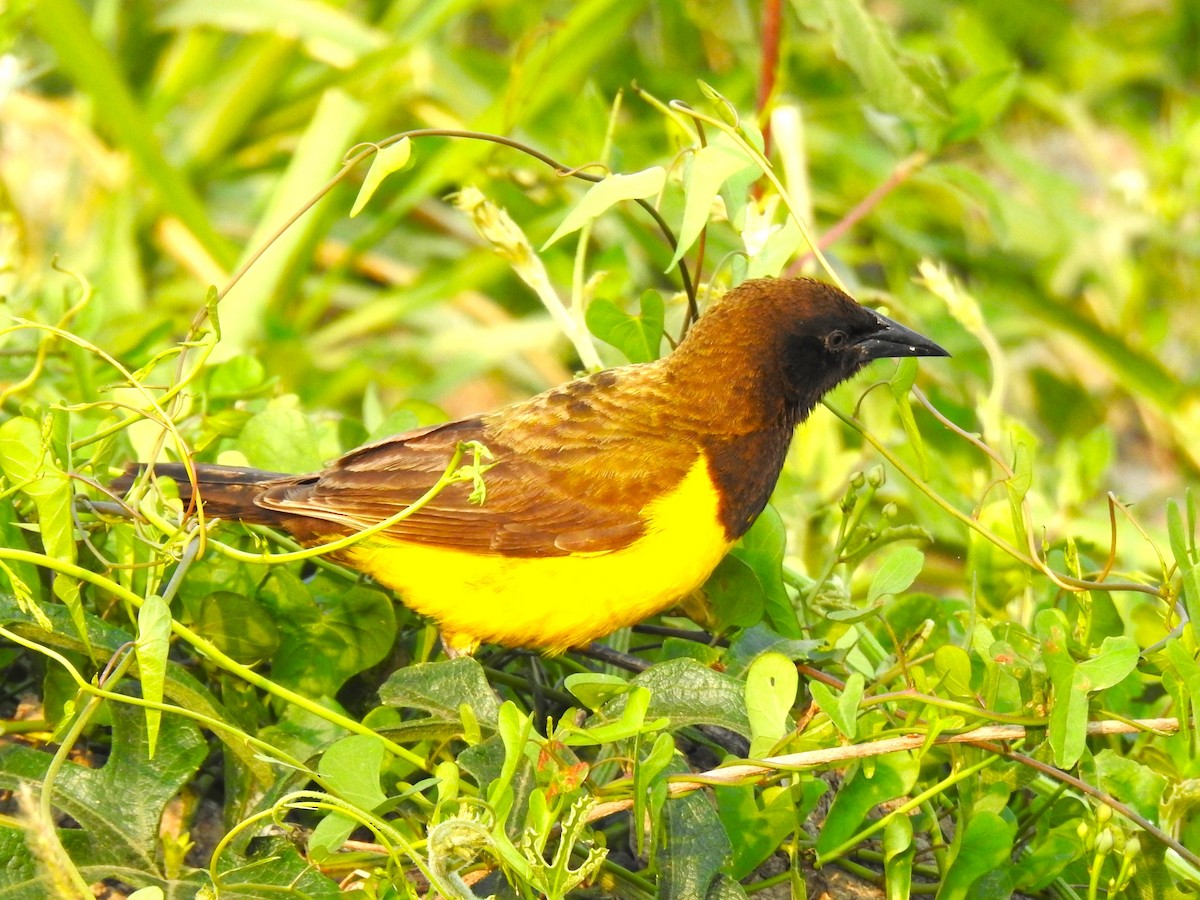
2, 0, 1199, 897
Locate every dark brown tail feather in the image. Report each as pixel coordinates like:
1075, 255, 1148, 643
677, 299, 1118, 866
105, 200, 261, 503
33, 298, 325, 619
115, 462, 290, 525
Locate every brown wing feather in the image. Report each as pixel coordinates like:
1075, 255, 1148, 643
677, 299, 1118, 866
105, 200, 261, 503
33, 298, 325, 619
255, 366, 699, 557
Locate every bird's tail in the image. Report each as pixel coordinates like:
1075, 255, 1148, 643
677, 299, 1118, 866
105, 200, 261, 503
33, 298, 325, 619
114, 462, 290, 525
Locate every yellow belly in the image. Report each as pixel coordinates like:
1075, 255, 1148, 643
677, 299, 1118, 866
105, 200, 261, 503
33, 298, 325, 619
342, 456, 731, 654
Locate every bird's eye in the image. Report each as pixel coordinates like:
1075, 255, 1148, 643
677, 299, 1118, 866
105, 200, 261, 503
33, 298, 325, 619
827, 330, 848, 350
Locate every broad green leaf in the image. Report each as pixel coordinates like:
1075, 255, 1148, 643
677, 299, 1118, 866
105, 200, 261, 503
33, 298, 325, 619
207, 354, 268, 399
868, 547, 925, 604
732, 506, 800, 637
792, 0, 949, 139
379, 655, 500, 729
136, 594, 172, 759
260, 572, 397, 700
1168, 499, 1200, 625
318, 734, 388, 810
0, 415, 85, 650
633, 732, 676, 857
309, 734, 390, 860
564, 686, 667, 745
0, 704, 213, 893
1038, 609, 1087, 767
603, 658, 751, 737
1012, 820, 1085, 891
350, 137, 412, 216
934, 645, 974, 698
656, 758, 733, 900
564, 672, 634, 711
945, 67, 1019, 143
238, 400, 324, 473
816, 752, 919, 857
716, 783, 798, 880
195, 590, 282, 663
215, 88, 366, 357
883, 812, 914, 900
543, 166, 666, 247
703, 554, 766, 631
1164, 638, 1200, 747
670, 135, 758, 268
809, 673, 864, 740
1095, 750, 1167, 823
1076, 635, 1139, 691
585, 290, 665, 363
938, 811, 1016, 899
745, 652, 798, 756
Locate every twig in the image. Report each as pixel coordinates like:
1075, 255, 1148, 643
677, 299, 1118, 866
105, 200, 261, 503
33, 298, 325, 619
586, 717, 1180, 821
786, 152, 927, 276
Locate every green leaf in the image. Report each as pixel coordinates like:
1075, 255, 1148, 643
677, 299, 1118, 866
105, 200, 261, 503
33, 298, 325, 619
670, 134, 758, 268
1095, 750, 1167, 823
350, 137, 412, 216
883, 812, 914, 900
215, 88, 367, 356
745, 652, 798, 756
603, 658, 751, 737
542, 166, 667, 248
1168, 499, 1200, 625
136, 594, 172, 759
934, 645, 974, 698
938, 812, 1016, 899
816, 752, 919, 857
0, 703, 210, 891
732, 506, 801, 638
564, 685, 667, 746
810, 673, 864, 740
887, 358, 929, 477
238, 401, 324, 473
716, 783, 798, 880
563, 672, 634, 711
1004, 442, 1033, 549
793, 0, 949, 139
379, 656, 500, 731
656, 759, 733, 900
702, 554, 766, 631
309, 734, 390, 860
0, 415, 85, 651
585, 290, 665, 363
207, 354, 268, 399
867, 547, 925, 604
1076, 635, 1139, 692
945, 67, 1020, 143
259, 571, 397, 699
633, 732, 676, 857
195, 590, 282, 663
1012, 820, 1085, 891
319, 734, 388, 810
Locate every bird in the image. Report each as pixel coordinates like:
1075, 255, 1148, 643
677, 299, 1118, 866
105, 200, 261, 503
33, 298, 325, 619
118, 277, 948, 655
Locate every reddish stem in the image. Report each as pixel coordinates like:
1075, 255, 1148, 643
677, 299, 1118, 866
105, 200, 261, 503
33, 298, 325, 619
787, 151, 928, 277
757, 0, 783, 156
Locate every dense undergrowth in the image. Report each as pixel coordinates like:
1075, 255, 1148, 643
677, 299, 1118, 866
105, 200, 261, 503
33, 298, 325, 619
1, 0, 1199, 897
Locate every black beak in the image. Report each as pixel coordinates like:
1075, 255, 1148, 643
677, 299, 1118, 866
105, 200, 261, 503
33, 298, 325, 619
857, 312, 949, 361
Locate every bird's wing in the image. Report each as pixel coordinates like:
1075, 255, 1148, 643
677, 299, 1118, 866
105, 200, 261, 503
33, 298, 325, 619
257, 373, 697, 557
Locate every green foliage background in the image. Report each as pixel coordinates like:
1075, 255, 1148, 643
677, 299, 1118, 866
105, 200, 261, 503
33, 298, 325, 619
1, 0, 1198, 897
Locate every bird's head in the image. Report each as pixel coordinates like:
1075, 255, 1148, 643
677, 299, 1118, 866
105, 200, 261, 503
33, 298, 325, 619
671, 277, 949, 423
